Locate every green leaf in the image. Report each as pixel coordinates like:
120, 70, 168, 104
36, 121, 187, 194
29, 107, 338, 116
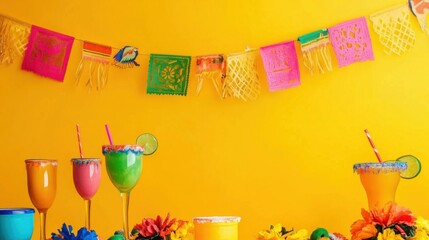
281, 227, 294, 235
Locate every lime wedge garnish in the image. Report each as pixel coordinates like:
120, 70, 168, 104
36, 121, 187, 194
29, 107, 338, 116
136, 133, 158, 155
396, 155, 421, 179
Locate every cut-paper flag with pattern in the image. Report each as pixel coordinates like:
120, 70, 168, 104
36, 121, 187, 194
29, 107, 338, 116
370, 5, 415, 56
147, 54, 191, 96
22, 25, 74, 82
75, 41, 112, 90
195, 54, 226, 96
298, 29, 334, 74
260, 41, 300, 92
328, 17, 374, 68
408, 0, 429, 34
0, 15, 30, 64
224, 49, 260, 101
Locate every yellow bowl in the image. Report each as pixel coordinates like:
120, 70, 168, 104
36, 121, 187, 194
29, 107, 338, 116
193, 216, 241, 240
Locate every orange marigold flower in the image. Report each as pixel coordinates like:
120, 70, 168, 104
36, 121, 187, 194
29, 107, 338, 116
370, 202, 416, 227
351, 219, 378, 240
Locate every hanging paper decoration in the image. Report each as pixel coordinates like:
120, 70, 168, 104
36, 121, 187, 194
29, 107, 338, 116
408, 0, 429, 34
113, 46, 140, 68
328, 17, 374, 68
224, 50, 260, 101
195, 54, 226, 96
260, 41, 300, 92
21, 25, 74, 82
147, 54, 191, 96
0, 16, 30, 64
75, 41, 112, 90
298, 29, 333, 74
370, 5, 415, 56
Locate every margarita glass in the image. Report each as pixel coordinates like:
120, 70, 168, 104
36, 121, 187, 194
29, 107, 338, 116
25, 159, 57, 240
353, 162, 407, 210
102, 145, 143, 240
71, 158, 101, 230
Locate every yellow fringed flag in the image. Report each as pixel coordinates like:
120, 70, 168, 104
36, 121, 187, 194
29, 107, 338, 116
195, 54, 226, 96
75, 41, 112, 90
224, 50, 260, 101
298, 29, 333, 74
370, 5, 415, 56
0, 15, 30, 64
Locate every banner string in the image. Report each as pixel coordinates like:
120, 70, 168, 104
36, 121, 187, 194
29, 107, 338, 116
0, 13, 258, 59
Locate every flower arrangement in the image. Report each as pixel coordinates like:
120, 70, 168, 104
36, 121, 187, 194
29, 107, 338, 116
257, 224, 309, 240
50, 223, 99, 240
350, 202, 429, 240
131, 213, 194, 240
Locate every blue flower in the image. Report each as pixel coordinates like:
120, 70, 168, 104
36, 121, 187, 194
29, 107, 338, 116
51, 223, 98, 240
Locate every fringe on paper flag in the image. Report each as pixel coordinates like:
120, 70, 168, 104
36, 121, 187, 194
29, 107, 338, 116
298, 29, 333, 74
113, 46, 140, 68
370, 5, 415, 56
75, 41, 112, 90
22, 25, 74, 82
195, 54, 226, 96
147, 54, 191, 96
0, 15, 30, 64
408, 0, 429, 34
260, 41, 300, 92
328, 17, 374, 68
224, 49, 260, 101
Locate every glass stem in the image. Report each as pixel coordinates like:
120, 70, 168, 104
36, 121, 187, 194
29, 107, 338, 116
39, 209, 47, 240
84, 199, 91, 230
120, 192, 130, 240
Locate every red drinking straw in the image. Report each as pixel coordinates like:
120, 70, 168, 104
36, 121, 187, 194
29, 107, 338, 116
105, 124, 114, 145
76, 124, 84, 159
364, 129, 383, 163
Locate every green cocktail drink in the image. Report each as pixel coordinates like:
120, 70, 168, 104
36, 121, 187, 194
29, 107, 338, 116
102, 145, 143, 240
103, 147, 142, 193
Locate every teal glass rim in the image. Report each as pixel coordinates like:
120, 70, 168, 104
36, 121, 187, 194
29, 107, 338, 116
0, 208, 35, 215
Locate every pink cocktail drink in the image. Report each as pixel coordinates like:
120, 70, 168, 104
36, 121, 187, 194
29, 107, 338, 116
72, 158, 101, 230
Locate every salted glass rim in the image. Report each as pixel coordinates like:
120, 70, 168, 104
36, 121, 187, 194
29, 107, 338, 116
193, 216, 241, 223
71, 158, 101, 161
25, 159, 58, 165
102, 145, 144, 154
353, 161, 407, 174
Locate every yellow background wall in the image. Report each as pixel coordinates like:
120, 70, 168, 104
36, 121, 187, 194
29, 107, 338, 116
1, 0, 429, 239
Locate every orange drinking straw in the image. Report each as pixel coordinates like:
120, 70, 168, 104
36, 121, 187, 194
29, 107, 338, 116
105, 124, 114, 145
76, 124, 84, 159
364, 129, 383, 163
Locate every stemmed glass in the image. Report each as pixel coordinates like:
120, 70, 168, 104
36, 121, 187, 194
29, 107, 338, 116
71, 158, 101, 230
102, 145, 143, 240
25, 159, 58, 240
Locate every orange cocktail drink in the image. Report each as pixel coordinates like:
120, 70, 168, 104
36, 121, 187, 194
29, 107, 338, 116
354, 162, 407, 210
25, 159, 57, 240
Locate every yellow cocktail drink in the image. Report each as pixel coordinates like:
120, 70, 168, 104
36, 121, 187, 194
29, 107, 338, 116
354, 162, 407, 210
193, 216, 241, 240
